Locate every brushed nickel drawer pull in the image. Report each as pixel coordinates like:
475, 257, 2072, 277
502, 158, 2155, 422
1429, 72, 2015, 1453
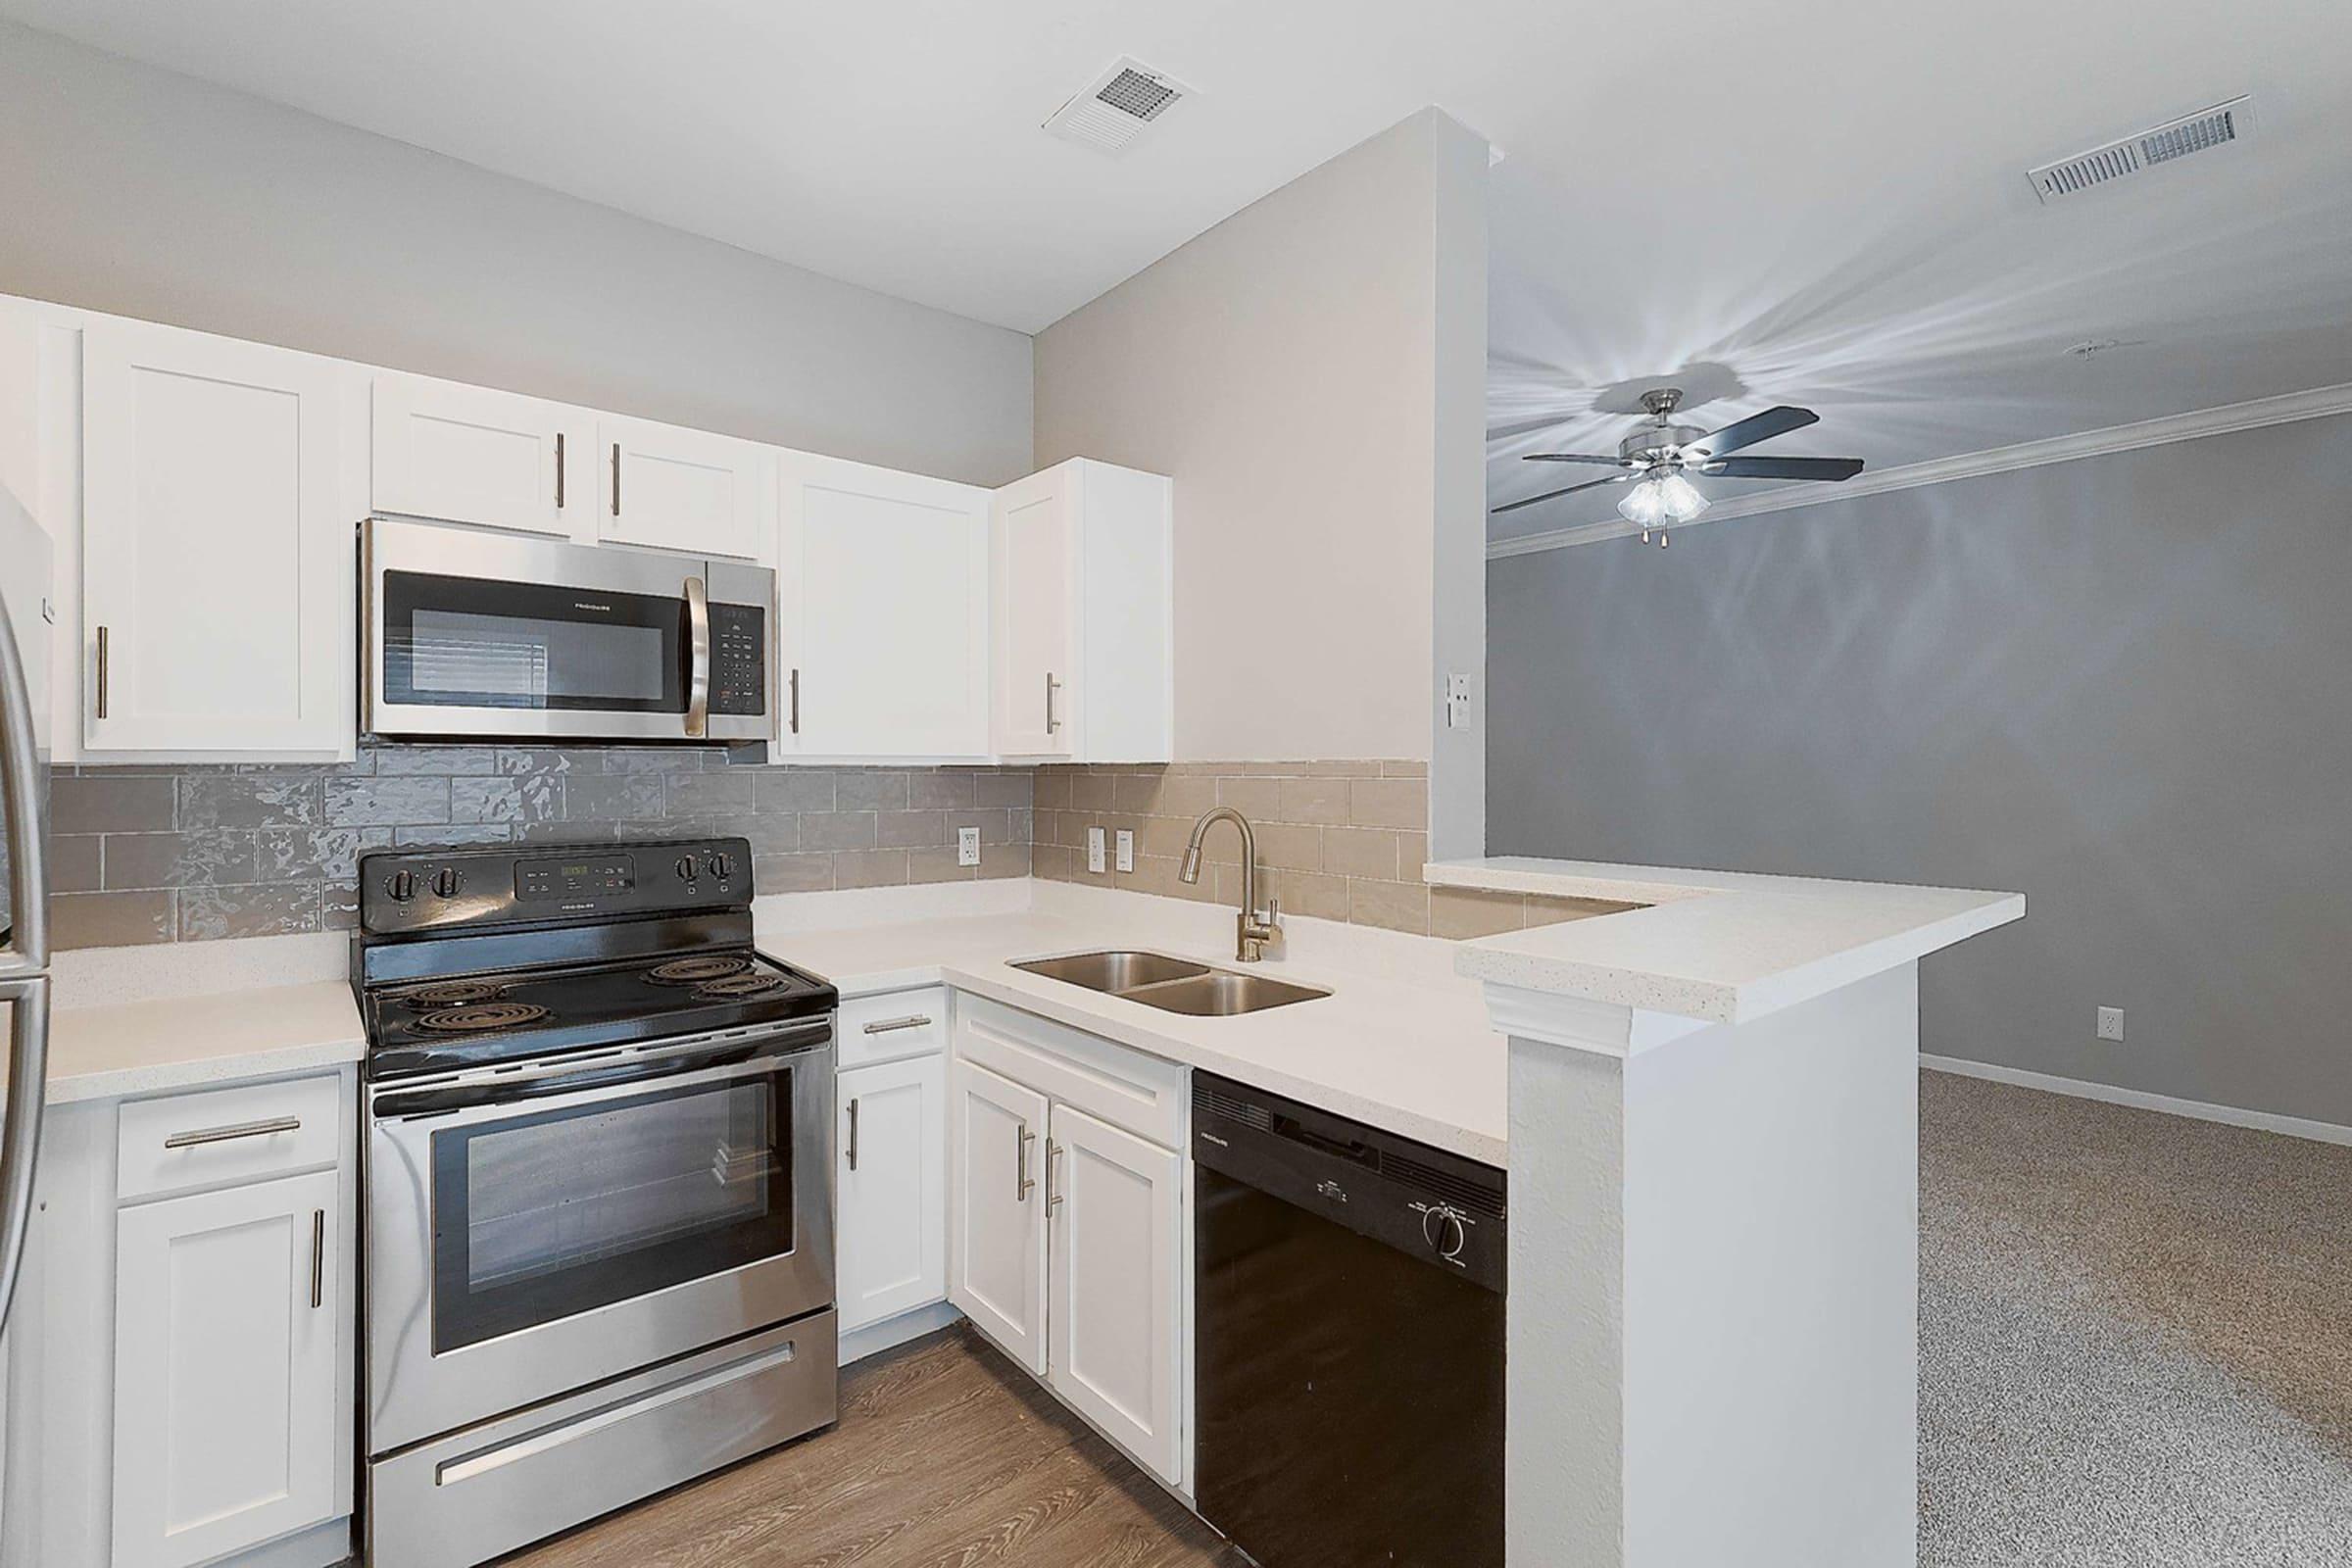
860, 1014, 933, 1036
310, 1208, 325, 1308
163, 1115, 301, 1150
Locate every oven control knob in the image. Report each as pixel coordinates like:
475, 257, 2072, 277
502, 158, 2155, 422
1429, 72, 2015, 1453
385, 869, 418, 903
430, 867, 464, 900
675, 855, 701, 883
708, 852, 736, 881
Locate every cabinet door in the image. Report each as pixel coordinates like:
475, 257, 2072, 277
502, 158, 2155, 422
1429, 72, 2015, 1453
598, 414, 770, 562
837, 1054, 947, 1334
948, 1058, 1049, 1375
371, 372, 587, 538
113, 1169, 340, 1568
776, 452, 990, 759
82, 320, 352, 754
990, 469, 1073, 758
1047, 1102, 1183, 1484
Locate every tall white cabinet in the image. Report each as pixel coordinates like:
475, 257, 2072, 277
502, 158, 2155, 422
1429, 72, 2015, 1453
79, 319, 355, 757
990, 458, 1173, 761
776, 453, 991, 760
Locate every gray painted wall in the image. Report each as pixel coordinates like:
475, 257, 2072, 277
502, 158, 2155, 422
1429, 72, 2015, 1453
1489, 412, 2352, 1127
0, 21, 1032, 486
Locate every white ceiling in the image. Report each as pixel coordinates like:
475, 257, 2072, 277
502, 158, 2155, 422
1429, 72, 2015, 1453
9, 0, 2350, 538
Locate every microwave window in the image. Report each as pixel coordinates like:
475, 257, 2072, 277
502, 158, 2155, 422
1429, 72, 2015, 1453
411, 610, 664, 703
382, 570, 687, 713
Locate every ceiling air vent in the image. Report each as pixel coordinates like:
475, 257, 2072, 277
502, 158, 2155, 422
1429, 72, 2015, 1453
2027, 95, 2254, 204
1045, 58, 1194, 155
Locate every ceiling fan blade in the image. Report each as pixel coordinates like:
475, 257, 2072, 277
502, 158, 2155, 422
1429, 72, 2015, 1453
1690, 405, 1819, 458
1521, 453, 1624, 466
1491, 473, 1633, 514
1700, 456, 1865, 481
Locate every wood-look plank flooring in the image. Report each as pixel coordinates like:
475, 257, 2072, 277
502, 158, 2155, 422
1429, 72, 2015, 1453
502, 1324, 1250, 1568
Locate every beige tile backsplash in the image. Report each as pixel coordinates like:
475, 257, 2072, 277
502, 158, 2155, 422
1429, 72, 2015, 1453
1032, 760, 1633, 939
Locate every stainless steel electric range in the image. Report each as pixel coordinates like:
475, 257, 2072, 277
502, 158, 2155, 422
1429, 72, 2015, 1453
352, 836, 838, 1568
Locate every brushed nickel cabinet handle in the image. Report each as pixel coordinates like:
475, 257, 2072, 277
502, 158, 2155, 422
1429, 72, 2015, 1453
555, 432, 566, 509
860, 1014, 932, 1036
611, 442, 621, 516
1046, 1139, 1063, 1213
95, 625, 109, 720
846, 1097, 860, 1173
310, 1208, 324, 1309
788, 667, 801, 735
1044, 672, 1060, 735
164, 1115, 300, 1150
1016, 1123, 1035, 1202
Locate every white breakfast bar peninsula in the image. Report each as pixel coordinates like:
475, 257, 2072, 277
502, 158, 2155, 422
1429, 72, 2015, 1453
1434, 856, 2024, 1568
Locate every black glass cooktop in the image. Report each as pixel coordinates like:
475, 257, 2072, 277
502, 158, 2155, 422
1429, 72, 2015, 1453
362, 948, 835, 1080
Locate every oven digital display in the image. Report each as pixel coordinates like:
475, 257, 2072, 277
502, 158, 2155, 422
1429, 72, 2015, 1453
515, 855, 637, 901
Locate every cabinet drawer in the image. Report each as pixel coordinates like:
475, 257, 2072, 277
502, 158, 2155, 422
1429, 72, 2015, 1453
118, 1073, 343, 1202
955, 997, 1185, 1151
838, 987, 950, 1069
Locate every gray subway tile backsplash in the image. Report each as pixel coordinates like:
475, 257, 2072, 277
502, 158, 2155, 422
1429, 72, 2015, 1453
48, 745, 1038, 950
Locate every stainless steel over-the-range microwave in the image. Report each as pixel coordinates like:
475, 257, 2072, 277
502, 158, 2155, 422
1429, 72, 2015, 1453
363, 516, 776, 744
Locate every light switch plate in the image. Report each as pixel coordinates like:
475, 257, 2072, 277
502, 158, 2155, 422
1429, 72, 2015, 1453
956, 826, 981, 867
1087, 826, 1106, 874
1115, 829, 1135, 873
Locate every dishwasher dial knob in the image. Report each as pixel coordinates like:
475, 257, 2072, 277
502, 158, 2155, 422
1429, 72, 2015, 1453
675, 855, 702, 883
429, 866, 464, 900
708, 851, 736, 881
385, 869, 418, 903
1416, 1202, 1470, 1263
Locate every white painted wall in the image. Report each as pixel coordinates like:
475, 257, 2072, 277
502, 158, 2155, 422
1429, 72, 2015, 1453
0, 21, 1032, 487
1033, 110, 1488, 768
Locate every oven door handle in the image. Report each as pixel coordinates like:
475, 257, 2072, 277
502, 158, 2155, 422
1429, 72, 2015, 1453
372, 1027, 825, 1118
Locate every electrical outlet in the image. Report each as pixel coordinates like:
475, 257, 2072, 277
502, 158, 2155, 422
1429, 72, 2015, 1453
1446, 672, 1476, 730
1115, 829, 1135, 873
1087, 826, 1106, 874
956, 826, 981, 867
2096, 1005, 2126, 1043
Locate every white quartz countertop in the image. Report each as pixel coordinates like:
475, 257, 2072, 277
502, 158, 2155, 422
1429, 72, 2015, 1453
36, 980, 367, 1105
1430, 856, 2025, 1024
761, 899, 1506, 1165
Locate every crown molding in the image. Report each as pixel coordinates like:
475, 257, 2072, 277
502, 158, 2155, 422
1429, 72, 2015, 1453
1487, 380, 2352, 561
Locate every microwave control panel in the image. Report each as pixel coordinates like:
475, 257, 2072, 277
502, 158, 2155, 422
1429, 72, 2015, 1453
709, 603, 767, 716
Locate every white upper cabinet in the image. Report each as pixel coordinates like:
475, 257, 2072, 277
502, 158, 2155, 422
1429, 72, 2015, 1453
990, 458, 1172, 761
370, 372, 588, 540
776, 451, 990, 760
81, 318, 356, 756
597, 413, 771, 562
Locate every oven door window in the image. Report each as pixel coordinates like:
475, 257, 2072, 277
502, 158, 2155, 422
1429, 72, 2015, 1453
429, 1070, 794, 1353
382, 569, 687, 712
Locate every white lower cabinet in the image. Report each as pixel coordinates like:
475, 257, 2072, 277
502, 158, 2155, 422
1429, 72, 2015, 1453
111, 1168, 342, 1568
836, 1054, 948, 1334
949, 999, 1188, 1486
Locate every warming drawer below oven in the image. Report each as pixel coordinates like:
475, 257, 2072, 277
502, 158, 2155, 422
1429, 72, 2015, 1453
368, 1311, 836, 1568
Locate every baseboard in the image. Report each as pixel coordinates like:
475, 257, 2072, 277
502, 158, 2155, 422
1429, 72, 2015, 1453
840, 1299, 962, 1366
1920, 1054, 2352, 1148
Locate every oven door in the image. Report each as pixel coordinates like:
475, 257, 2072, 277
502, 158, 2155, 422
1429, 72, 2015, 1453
362, 515, 774, 743
366, 1022, 832, 1453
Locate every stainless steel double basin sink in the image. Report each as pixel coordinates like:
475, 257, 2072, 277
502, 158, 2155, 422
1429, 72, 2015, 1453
1010, 950, 1330, 1016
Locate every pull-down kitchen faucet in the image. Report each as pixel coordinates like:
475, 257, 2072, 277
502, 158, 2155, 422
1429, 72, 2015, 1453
1178, 808, 1279, 962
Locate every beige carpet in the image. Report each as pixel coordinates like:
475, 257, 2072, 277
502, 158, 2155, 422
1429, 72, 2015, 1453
1921, 1070, 2352, 1566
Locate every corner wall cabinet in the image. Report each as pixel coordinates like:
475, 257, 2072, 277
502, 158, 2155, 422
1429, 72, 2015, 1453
776, 453, 991, 760
949, 997, 1187, 1485
80, 318, 355, 756
990, 459, 1173, 761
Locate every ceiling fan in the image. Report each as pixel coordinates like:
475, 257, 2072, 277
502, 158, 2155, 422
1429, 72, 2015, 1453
1493, 388, 1864, 546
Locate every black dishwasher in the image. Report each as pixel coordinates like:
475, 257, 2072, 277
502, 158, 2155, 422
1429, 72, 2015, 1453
1193, 1072, 1505, 1568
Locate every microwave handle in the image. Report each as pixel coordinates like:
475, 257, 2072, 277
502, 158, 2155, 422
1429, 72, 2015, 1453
683, 574, 710, 740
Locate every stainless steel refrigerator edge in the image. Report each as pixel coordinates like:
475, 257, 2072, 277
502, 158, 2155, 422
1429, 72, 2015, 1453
0, 480, 53, 1334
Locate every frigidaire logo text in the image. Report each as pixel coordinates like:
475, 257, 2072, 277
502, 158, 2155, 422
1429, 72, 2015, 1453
572, 602, 613, 612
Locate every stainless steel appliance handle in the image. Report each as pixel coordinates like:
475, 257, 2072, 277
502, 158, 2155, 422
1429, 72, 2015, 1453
845, 1097, 859, 1172
684, 574, 710, 741
860, 1014, 932, 1036
0, 586, 49, 973
0, 975, 50, 1332
1016, 1122, 1035, 1201
163, 1115, 300, 1150
310, 1207, 325, 1308
372, 1021, 830, 1118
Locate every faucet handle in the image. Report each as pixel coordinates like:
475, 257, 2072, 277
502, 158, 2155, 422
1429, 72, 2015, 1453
1264, 895, 1280, 928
